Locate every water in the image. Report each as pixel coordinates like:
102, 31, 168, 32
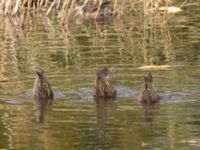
0, 4, 200, 150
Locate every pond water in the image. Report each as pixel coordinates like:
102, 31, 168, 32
0, 4, 199, 150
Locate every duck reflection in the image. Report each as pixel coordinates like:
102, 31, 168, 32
142, 102, 158, 127
34, 98, 52, 122
95, 97, 115, 126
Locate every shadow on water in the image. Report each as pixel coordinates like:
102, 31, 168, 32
34, 98, 52, 123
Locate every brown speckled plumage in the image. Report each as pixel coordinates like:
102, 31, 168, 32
94, 68, 116, 98
138, 73, 160, 103
32, 69, 53, 100
75, 1, 115, 20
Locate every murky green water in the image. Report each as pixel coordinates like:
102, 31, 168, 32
0, 4, 199, 150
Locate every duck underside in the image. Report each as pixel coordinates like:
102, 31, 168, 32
139, 88, 160, 103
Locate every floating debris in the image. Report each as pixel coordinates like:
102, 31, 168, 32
180, 139, 200, 146
138, 65, 171, 70
3, 100, 22, 105
158, 6, 182, 14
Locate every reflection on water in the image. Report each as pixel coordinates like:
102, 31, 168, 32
95, 98, 115, 126
34, 98, 52, 122
142, 102, 158, 127
0, 4, 199, 150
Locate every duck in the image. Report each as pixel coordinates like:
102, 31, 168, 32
93, 68, 116, 98
138, 73, 160, 103
75, 0, 115, 20
32, 69, 54, 100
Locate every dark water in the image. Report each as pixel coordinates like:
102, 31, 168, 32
0, 4, 199, 150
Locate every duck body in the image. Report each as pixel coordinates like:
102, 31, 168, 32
32, 69, 53, 100
75, 1, 115, 20
138, 73, 160, 103
94, 68, 116, 98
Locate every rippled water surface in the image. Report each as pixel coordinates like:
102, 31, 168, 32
0, 4, 200, 150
